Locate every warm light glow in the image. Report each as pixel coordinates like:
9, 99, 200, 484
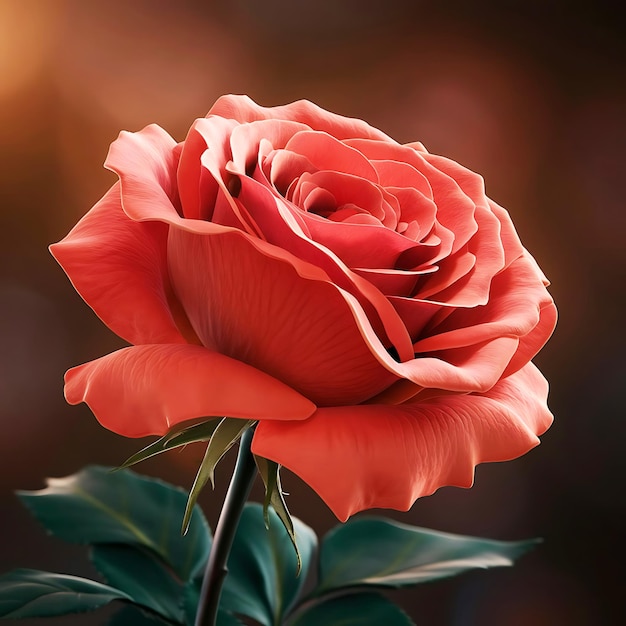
0, 1, 61, 99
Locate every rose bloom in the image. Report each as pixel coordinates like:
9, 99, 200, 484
51, 95, 556, 520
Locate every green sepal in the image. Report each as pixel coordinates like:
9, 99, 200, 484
0, 569, 132, 619
290, 592, 415, 626
117, 418, 222, 470
18, 465, 211, 581
181, 418, 254, 535
317, 517, 541, 594
255, 455, 302, 574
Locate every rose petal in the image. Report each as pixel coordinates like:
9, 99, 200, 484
229, 119, 310, 174
97, 102, 552, 398
345, 138, 432, 179
167, 226, 400, 406
352, 267, 434, 298
388, 295, 443, 340
385, 187, 437, 238
300, 205, 419, 271
285, 130, 379, 181
347, 140, 480, 261
371, 159, 433, 197
296, 170, 384, 217
504, 300, 557, 377
405, 140, 428, 152
488, 198, 526, 268
177, 116, 238, 220
340, 210, 383, 225
105, 122, 255, 241
230, 174, 416, 362
378, 187, 401, 230
208, 94, 393, 141
419, 204, 505, 306
403, 336, 520, 392
104, 124, 405, 370
105, 124, 181, 222
253, 363, 552, 520
265, 148, 318, 196
423, 153, 486, 201
65, 344, 316, 438
414, 253, 556, 352
107, 121, 258, 243
416, 249, 477, 301
50, 183, 187, 345
417, 156, 480, 260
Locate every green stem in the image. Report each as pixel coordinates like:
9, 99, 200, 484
195, 426, 257, 626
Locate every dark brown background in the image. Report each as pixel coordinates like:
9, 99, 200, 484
1, 1, 624, 624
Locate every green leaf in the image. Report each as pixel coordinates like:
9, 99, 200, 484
0, 569, 131, 619
216, 610, 246, 626
317, 517, 540, 593
19, 465, 211, 581
220, 503, 317, 626
290, 592, 415, 626
182, 418, 254, 535
182, 582, 201, 625
91, 545, 184, 622
118, 418, 221, 470
182, 584, 245, 626
108, 606, 169, 625
255, 456, 302, 574
111, 588, 244, 626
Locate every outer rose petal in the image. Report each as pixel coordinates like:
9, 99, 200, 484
65, 344, 316, 438
166, 226, 400, 406
106, 122, 263, 241
50, 183, 186, 346
105, 123, 181, 224
504, 300, 557, 377
208, 94, 394, 142
253, 363, 552, 520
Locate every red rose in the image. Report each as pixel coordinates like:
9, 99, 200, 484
51, 95, 556, 520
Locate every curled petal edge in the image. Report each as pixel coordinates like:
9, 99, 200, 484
253, 363, 553, 520
65, 344, 316, 438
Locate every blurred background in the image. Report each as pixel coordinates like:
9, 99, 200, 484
0, 1, 624, 624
